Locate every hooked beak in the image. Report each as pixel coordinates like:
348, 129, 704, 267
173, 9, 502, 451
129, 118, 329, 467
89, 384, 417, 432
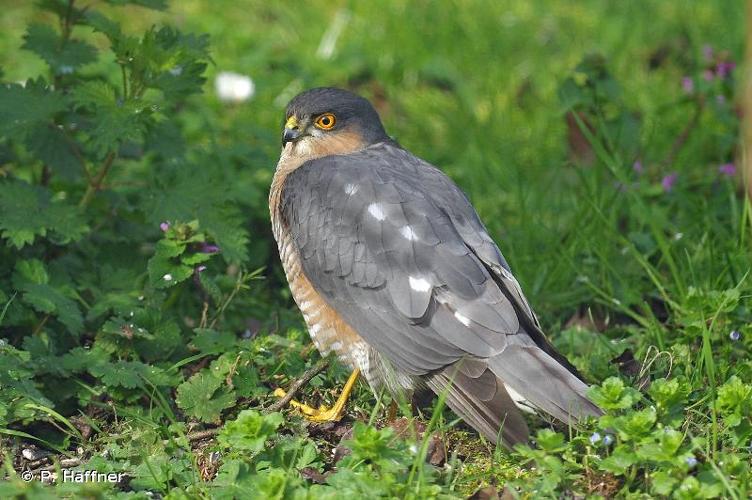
282, 115, 301, 145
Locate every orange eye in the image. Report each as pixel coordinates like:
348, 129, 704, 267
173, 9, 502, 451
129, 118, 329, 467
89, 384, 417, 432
314, 113, 336, 130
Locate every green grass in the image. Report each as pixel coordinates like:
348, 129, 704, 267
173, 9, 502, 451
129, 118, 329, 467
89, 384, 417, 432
0, 0, 750, 498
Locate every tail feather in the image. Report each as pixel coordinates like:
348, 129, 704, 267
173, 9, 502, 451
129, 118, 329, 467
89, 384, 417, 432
488, 345, 603, 424
425, 363, 530, 447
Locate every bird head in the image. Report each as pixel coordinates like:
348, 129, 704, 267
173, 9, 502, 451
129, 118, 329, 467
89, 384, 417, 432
281, 87, 389, 159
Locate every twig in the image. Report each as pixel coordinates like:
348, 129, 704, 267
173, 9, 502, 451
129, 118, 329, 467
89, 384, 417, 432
32, 314, 50, 335
61, 127, 91, 182
186, 428, 219, 443
209, 271, 246, 329
266, 358, 330, 413
32, 457, 81, 473
78, 151, 116, 208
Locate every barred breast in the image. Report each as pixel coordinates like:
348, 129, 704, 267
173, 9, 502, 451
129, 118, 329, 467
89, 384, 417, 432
270, 157, 374, 384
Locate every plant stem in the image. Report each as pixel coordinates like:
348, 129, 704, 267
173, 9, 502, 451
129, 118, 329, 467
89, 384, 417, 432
121, 65, 128, 99
62, 0, 75, 41
78, 151, 116, 208
266, 358, 330, 413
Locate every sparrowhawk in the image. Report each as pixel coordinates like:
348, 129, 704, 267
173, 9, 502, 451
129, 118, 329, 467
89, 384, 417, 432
269, 87, 601, 446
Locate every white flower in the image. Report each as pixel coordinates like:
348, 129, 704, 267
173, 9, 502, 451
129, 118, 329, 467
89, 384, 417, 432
163, 273, 173, 281
214, 71, 255, 103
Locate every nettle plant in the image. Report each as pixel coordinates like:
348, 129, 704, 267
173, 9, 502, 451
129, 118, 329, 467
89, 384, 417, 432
0, 1, 253, 440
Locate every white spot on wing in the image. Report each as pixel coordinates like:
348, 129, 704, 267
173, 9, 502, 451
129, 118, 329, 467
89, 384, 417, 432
454, 311, 472, 327
408, 276, 431, 292
368, 203, 386, 221
400, 225, 417, 241
344, 183, 359, 195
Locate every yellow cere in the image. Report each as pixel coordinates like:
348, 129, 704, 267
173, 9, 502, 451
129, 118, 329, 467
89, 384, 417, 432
285, 115, 298, 130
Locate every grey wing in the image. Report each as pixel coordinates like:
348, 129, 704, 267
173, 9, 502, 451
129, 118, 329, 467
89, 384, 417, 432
415, 162, 585, 377
280, 143, 601, 434
281, 144, 518, 373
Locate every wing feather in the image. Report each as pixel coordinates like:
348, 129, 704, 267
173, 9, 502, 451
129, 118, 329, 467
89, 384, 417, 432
280, 142, 601, 429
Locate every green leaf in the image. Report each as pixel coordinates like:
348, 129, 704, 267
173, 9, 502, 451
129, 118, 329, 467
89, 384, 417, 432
636, 428, 685, 462
136, 26, 210, 100
190, 328, 238, 353
674, 476, 724, 500
133, 316, 182, 362
89, 360, 142, 388
59, 346, 110, 374
24, 124, 82, 181
649, 378, 690, 415
651, 470, 678, 496
535, 428, 566, 452
147, 255, 193, 289
716, 376, 752, 428
345, 423, 405, 466
598, 445, 637, 474
21, 283, 83, 335
217, 410, 283, 453
0, 79, 66, 136
0, 180, 88, 248
72, 81, 151, 156
619, 408, 658, 439
198, 272, 223, 304
588, 377, 641, 411
13, 259, 49, 286
175, 370, 236, 423
148, 166, 249, 263
22, 23, 98, 74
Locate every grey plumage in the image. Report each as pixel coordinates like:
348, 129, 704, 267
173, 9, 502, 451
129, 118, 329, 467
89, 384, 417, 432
279, 140, 602, 446
275, 87, 602, 446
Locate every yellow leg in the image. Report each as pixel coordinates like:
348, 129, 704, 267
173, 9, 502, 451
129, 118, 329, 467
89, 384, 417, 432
273, 368, 360, 423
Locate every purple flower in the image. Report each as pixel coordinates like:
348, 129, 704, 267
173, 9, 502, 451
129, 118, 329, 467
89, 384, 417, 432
685, 456, 698, 468
160, 222, 170, 232
681, 77, 694, 94
602, 434, 614, 446
199, 243, 220, 254
197, 265, 207, 273
703, 69, 714, 81
661, 172, 678, 192
716, 94, 726, 105
633, 160, 644, 174
716, 61, 736, 79
702, 44, 714, 61
729, 330, 741, 341
719, 163, 736, 177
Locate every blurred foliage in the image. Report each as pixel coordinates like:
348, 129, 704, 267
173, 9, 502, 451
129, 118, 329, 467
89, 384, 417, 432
0, 0, 750, 497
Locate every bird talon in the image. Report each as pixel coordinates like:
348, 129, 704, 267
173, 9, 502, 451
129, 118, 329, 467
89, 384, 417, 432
272, 368, 360, 423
